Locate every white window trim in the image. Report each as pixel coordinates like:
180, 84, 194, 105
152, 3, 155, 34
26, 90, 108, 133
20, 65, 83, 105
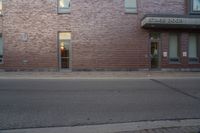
125, 0, 138, 14
190, 0, 200, 14
58, 0, 71, 14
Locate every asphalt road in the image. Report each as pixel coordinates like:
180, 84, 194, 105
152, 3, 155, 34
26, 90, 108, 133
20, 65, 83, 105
0, 78, 200, 130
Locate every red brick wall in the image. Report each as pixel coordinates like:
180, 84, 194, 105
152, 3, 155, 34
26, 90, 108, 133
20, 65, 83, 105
0, 0, 199, 71
0, 0, 70, 70
71, 0, 149, 70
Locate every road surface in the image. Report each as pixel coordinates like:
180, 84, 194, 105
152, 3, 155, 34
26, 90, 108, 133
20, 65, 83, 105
0, 78, 200, 130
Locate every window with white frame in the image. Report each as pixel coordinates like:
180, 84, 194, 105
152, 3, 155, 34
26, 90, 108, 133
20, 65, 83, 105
125, 0, 137, 13
58, 0, 70, 13
169, 33, 180, 63
188, 34, 199, 63
0, 34, 3, 63
190, 0, 200, 14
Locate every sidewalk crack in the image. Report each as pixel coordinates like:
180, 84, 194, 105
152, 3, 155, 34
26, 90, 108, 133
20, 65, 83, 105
150, 79, 200, 102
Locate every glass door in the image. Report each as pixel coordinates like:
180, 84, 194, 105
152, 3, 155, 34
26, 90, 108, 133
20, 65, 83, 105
150, 33, 160, 69
151, 42, 159, 68
59, 32, 71, 69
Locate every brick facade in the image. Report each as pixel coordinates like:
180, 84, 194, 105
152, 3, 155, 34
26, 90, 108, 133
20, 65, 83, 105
0, 0, 199, 71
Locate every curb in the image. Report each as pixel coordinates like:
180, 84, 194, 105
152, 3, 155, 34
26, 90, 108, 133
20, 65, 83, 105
0, 71, 200, 79
1, 119, 200, 133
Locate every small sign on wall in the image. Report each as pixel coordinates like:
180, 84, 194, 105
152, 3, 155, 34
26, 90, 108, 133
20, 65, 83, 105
21, 33, 28, 42
163, 52, 167, 57
183, 52, 187, 57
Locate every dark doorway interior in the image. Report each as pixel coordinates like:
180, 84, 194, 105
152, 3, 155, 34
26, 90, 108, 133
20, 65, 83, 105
151, 42, 159, 68
150, 33, 160, 69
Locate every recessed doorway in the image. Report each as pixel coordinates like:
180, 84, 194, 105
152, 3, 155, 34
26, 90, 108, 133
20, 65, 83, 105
150, 33, 160, 69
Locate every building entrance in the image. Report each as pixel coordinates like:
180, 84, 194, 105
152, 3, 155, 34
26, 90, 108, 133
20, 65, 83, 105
59, 32, 71, 69
150, 33, 160, 69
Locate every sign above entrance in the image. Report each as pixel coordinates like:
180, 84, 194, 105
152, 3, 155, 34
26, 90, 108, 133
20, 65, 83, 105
141, 15, 200, 29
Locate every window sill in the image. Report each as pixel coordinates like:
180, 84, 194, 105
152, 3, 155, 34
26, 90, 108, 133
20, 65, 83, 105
58, 8, 71, 14
189, 12, 200, 15
58, 11, 71, 14
169, 58, 180, 64
188, 57, 199, 64
189, 9, 200, 15
125, 11, 138, 14
189, 62, 200, 64
169, 62, 181, 64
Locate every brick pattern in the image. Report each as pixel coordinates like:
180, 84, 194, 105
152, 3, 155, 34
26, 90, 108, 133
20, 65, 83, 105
0, 0, 199, 71
0, 0, 70, 70
71, 0, 149, 70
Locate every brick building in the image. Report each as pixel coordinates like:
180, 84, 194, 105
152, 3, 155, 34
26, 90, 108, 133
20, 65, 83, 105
0, 0, 200, 71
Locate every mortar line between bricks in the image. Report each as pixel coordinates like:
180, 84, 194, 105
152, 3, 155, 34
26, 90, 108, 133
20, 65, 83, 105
150, 79, 200, 102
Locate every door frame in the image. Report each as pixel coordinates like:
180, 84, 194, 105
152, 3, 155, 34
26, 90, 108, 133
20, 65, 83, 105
57, 31, 72, 71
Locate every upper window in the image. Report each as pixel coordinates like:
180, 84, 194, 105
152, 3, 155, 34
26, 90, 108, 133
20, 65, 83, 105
190, 0, 200, 14
0, 34, 3, 63
0, 0, 2, 15
125, 0, 137, 13
58, 0, 70, 13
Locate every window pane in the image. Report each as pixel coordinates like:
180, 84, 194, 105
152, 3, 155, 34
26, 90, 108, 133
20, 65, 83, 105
125, 0, 137, 13
59, 0, 70, 8
125, 0, 136, 8
169, 34, 178, 58
59, 32, 71, 40
61, 58, 69, 68
193, 0, 200, 11
189, 34, 197, 58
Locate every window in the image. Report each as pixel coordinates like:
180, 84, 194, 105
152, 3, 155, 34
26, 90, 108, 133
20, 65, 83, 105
188, 34, 199, 63
59, 32, 71, 69
190, 0, 200, 14
58, 0, 70, 13
125, 0, 137, 13
0, 34, 3, 63
0, 0, 2, 15
169, 33, 180, 63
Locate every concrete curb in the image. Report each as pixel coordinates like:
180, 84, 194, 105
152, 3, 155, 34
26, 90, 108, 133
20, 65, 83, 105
1, 119, 200, 133
0, 72, 200, 79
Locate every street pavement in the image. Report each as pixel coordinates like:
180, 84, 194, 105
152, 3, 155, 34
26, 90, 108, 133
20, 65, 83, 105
0, 75, 200, 133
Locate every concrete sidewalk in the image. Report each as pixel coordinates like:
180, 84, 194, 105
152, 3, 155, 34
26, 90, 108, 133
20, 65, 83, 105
0, 71, 200, 79
1, 119, 200, 133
